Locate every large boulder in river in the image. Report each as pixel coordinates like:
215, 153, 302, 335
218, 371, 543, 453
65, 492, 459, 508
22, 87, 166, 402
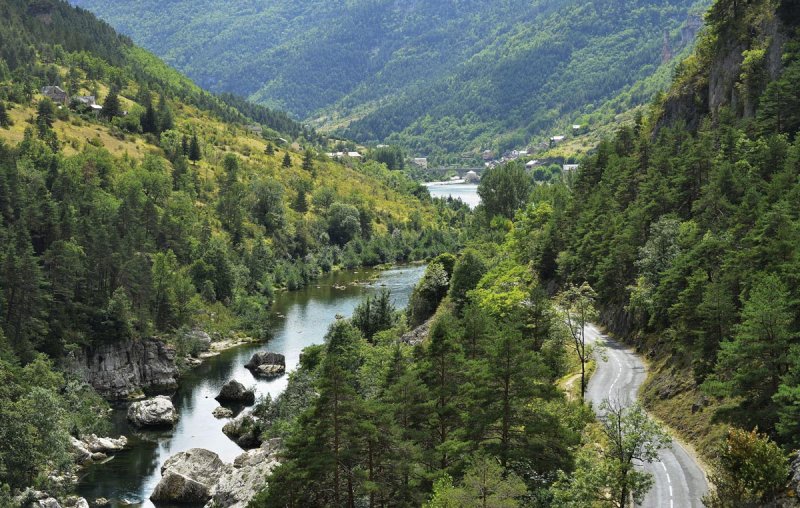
204, 439, 282, 508
127, 396, 178, 427
215, 380, 255, 405
222, 413, 264, 449
212, 406, 234, 419
151, 448, 231, 504
64, 338, 178, 400
244, 352, 285, 378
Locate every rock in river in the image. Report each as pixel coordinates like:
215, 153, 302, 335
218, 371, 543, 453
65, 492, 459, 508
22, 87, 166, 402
127, 395, 178, 427
151, 448, 231, 504
212, 406, 234, 419
70, 435, 126, 464
204, 439, 281, 508
215, 379, 255, 405
244, 351, 286, 378
222, 412, 264, 449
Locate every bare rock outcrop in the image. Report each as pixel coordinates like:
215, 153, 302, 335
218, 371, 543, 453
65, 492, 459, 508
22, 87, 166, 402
204, 439, 281, 508
65, 338, 178, 400
151, 448, 231, 504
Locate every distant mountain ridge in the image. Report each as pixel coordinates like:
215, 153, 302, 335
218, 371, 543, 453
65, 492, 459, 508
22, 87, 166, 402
71, 0, 710, 158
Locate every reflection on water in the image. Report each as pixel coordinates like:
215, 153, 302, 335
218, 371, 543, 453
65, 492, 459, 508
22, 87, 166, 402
77, 265, 425, 507
426, 183, 480, 208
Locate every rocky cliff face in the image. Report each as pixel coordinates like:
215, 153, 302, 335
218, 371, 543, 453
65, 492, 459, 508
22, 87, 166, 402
65, 338, 179, 400
658, 9, 788, 132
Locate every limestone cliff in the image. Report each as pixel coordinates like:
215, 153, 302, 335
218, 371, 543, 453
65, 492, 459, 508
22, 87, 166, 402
65, 338, 178, 400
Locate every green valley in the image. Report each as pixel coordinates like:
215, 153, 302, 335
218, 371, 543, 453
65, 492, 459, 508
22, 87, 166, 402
70, 0, 709, 163
1, 0, 800, 507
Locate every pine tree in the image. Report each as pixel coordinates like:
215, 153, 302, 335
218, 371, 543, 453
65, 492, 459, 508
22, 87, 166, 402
265, 142, 275, 156
419, 314, 466, 472
188, 134, 201, 162
302, 149, 314, 172
282, 152, 292, 168
1, 227, 50, 361
352, 290, 396, 341
712, 274, 795, 404
0, 102, 10, 128
181, 135, 189, 157
36, 99, 55, 135
157, 94, 173, 132
141, 99, 158, 134
101, 89, 121, 119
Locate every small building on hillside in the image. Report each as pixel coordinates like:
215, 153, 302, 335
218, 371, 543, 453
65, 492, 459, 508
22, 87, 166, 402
525, 160, 541, 169
41, 86, 68, 105
550, 135, 566, 146
563, 164, 580, 172
326, 151, 362, 160
73, 95, 96, 106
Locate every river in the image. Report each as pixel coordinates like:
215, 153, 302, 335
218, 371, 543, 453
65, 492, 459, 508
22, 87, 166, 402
76, 265, 426, 507
425, 182, 480, 208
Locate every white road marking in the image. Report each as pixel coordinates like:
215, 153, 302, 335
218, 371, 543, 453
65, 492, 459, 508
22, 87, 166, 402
609, 354, 622, 394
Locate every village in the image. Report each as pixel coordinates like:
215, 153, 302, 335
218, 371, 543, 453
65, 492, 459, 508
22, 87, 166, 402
407, 123, 586, 183
40, 85, 106, 114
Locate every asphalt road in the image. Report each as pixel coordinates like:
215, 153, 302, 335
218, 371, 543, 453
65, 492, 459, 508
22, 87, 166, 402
584, 324, 709, 507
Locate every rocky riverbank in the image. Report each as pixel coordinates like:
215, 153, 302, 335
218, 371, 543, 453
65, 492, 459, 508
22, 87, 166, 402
64, 338, 179, 400
150, 440, 281, 507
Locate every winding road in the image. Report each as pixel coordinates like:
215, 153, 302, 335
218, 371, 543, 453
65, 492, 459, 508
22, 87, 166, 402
584, 324, 709, 507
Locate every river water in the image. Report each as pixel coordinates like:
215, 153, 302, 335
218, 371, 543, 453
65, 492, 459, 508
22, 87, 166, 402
76, 265, 426, 507
426, 183, 480, 208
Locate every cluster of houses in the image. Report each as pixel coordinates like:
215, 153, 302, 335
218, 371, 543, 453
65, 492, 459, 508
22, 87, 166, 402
325, 151, 362, 159
477, 123, 588, 171
41, 85, 103, 113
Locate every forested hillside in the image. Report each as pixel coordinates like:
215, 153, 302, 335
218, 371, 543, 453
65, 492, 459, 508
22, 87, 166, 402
70, 0, 709, 161
0, 0, 463, 500
499, 0, 800, 503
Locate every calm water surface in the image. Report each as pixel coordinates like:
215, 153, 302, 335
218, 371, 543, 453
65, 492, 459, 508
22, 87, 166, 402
77, 265, 425, 507
426, 183, 480, 208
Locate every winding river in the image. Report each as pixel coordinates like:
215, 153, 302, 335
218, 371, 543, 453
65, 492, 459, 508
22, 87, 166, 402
76, 265, 426, 507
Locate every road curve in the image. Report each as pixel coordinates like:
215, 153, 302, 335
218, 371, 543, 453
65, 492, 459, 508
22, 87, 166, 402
584, 324, 708, 507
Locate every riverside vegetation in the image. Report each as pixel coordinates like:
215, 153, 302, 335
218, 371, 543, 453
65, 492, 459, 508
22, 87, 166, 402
0, 0, 463, 502
2, 0, 800, 507
253, 0, 800, 505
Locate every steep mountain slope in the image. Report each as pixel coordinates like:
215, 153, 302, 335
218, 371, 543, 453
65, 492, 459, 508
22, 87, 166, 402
71, 0, 709, 159
517, 0, 800, 502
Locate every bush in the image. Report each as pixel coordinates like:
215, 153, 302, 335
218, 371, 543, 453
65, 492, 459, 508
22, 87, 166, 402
703, 427, 790, 507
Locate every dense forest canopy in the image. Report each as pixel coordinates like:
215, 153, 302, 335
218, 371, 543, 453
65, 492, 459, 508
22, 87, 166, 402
498, 2, 800, 505
2, 0, 800, 506
0, 0, 466, 500
70, 0, 710, 162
